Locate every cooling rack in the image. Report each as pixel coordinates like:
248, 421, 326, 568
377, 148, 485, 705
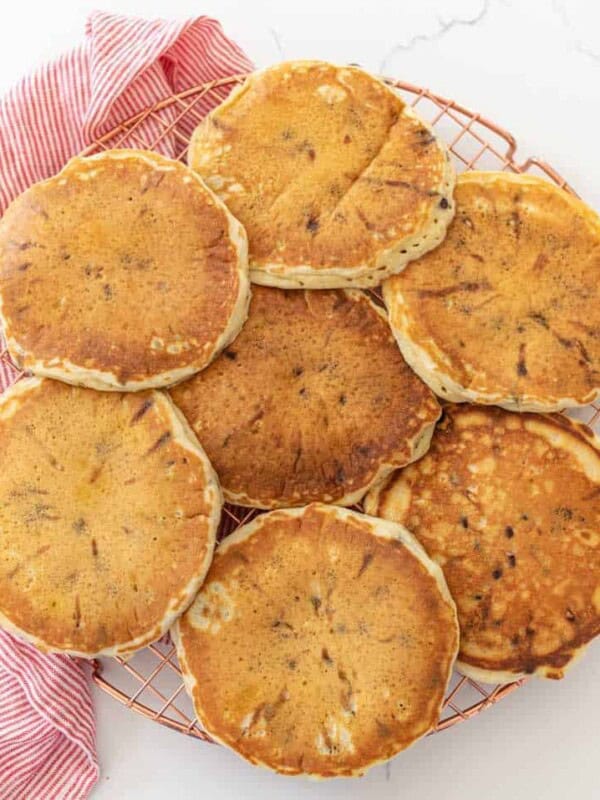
1, 72, 599, 745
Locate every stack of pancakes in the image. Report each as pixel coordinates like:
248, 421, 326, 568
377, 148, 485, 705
0, 60, 598, 778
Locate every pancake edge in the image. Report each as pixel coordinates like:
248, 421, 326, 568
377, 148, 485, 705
198, 289, 441, 509
382, 171, 600, 411
0, 382, 222, 657
0, 149, 251, 392
188, 62, 456, 289
173, 503, 459, 778
364, 410, 600, 682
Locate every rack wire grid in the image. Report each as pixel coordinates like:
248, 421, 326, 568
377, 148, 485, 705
1, 72, 599, 745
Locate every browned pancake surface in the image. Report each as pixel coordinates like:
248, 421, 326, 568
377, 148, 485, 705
366, 405, 600, 679
171, 287, 440, 508
189, 61, 454, 286
175, 504, 458, 776
384, 172, 600, 410
0, 378, 220, 655
0, 150, 248, 389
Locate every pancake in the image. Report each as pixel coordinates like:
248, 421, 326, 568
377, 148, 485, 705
383, 171, 600, 411
170, 286, 440, 508
0, 377, 221, 657
174, 503, 458, 777
0, 149, 249, 391
188, 60, 455, 288
365, 405, 600, 682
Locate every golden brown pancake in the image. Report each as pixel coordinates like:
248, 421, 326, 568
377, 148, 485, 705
0, 149, 249, 391
383, 171, 600, 411
365, 405, 600, 682
0, 377, 221, 657
171, 286, 440, 508
174, 504, 458, 776
188, 61, 455, 288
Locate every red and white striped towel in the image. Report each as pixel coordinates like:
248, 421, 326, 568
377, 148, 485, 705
0, 632, 97, 799
0, 11, 252, 798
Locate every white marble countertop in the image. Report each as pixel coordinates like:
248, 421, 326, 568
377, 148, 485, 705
1, 1, 599, 798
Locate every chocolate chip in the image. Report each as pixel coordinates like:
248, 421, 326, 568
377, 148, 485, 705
439, 197, 449, 209
356, 552, 374, 578
306, 215, 320, 233
146, 431, 171, 455
130, 399, 153, 424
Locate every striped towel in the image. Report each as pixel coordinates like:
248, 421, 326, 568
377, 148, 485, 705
0, 11, 251, 798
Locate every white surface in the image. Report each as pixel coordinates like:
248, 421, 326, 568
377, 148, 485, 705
1, 1, 599, 798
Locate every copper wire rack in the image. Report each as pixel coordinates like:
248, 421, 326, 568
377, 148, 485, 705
1, 72, 599, 746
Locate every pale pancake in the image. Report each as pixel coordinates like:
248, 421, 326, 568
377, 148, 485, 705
0, 377, 221, 657
188, 61, 455, 288
365, 405, 600, 682
383, 172, 600, 411
171, 287, 440, 508
0, 149, 249, 391
174, 504, 458, 777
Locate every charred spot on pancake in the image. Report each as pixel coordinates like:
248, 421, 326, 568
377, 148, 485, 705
492, 568, 503, 580
310, 595, 322, 613
339, 393, 347, 405
91, 538, 98, 557
321, 647, 333, 664
292, 366, 304, 377
103, 283, 113, 300
460, 516, 469, 529
343, 134, 352, 144
505, 525, 515, 539
439, 197, 450, 209
298, 387, 308, 397
18, 262, 31, 271
223, 349, 237, 360
506, 553, 516, 568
